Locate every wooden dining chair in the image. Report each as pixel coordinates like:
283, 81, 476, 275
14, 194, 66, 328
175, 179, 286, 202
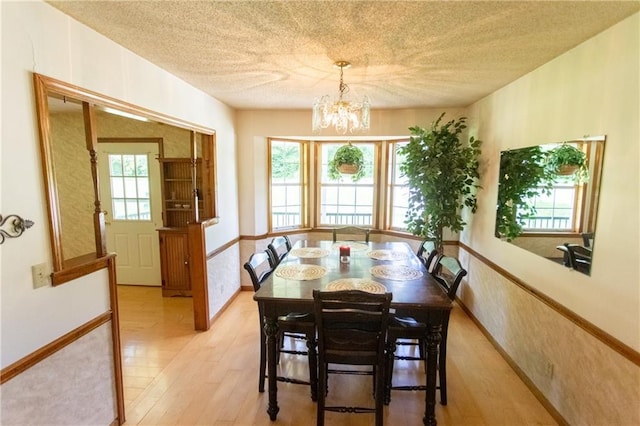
416, 238, 439, 273
562, 243, 592, 273
391, 240, 441, 365
267, 235, 292, 265
313, 289, 392, 426
332, 225, 370, 243
244, 250, 317, 400
385, 255, 466, 406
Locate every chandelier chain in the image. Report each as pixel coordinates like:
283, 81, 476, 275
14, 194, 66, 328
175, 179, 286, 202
338, 64, 349, 101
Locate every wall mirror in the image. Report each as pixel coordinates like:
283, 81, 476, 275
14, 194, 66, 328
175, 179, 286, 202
494, 136, 605, 275
34, 73, 217, 285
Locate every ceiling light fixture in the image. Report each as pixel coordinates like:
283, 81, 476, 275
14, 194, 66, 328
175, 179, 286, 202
312, 61, 370, 135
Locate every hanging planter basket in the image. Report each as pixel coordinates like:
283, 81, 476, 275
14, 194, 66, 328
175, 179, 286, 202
328, 143, 365, 182
337, 163, 360, 174
557, 164, 579, 176
545, 143, 590, 183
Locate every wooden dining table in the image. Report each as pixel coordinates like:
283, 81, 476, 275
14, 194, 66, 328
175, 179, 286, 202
253, 240, 452, 426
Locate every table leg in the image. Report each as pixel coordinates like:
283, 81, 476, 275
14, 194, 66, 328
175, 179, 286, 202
423, 323, 442, 426
264, 316, 280, 421
307, 336, 318, 401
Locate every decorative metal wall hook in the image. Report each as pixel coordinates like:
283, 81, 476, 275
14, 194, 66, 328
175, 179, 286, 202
0, 214, 35, 244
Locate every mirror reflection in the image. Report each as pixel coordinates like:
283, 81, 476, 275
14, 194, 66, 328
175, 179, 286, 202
35, 74, 217, 286
495, 136, 605, 275
48, 95, 97, 261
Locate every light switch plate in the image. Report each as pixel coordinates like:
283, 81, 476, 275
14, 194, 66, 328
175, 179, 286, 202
32, 263, 50, 288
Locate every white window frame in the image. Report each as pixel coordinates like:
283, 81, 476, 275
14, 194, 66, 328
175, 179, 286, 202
268, 138, 308, 231
316, 142, 377, 227
108, 153, 152, 221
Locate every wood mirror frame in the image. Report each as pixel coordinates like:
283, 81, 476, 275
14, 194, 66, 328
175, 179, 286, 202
33, 73, 217, 285
494, 136, 605, 275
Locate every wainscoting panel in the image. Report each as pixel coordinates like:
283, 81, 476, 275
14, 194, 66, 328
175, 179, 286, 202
0, 322, 117, 425
458, 248, 640, 425
207, 243, 241, 319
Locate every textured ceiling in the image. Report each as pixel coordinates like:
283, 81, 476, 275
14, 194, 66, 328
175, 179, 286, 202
47, 1, 639, 110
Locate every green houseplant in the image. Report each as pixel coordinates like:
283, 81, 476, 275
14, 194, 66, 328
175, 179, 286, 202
545, 143, 589, 183
328, 143, 365, 181
399, 113, 482, 251
495, 146, 555, 241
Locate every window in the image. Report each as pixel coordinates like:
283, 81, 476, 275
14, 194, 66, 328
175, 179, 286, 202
388, 141, 409, 230
318, 143, 376, 226
523, 174, 577, 231
269, 139, 306, 230
108, 154, 151, 221
267, 138, 412, 233
520, 142, 588, 233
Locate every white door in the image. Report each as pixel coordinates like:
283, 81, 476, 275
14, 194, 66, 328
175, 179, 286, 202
98, 143, 162, 286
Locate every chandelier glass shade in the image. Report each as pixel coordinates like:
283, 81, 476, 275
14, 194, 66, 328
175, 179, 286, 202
312, 61, 370, 135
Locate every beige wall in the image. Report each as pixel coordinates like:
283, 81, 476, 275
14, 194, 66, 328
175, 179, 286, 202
1, 1, 239, 424
463, 12, 639, 424
235, 107, 468, 236
1, 0, 237, 366
236, 13, 640, 425
51, 111, 96, 259
3, 1, 638, 425
466, 12, 639, 351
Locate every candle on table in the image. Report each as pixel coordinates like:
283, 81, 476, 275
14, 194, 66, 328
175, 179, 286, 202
340, 245, 350, 263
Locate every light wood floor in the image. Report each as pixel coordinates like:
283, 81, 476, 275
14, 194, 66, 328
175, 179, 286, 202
118, 285, 557, 426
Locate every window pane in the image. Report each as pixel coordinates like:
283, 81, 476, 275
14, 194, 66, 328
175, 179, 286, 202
122, 155, 136, 176
137, 177, 150, 198
126, 200, 139, 220
111, 177, 125, 198
138, 200, 151, 220
272, 186, 286, 207
318, 142, 375, 227
270, 140, 303, 230
135, 155, 148, 177
393, 186, 409, 209
523, 183, 576, 230
113, 199, 126, 220
109, 153, 151, 222
339, 186, 356, 202
392, 207, 407, 228
109, 155, 123, 176
286, 186, 300, 205
356, 187, 374, 204
388, 141, 410, 230
271, 142, 300, 181
124, 177, 137, 198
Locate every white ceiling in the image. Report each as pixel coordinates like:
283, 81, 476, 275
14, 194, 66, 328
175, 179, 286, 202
47, 1, 639, 110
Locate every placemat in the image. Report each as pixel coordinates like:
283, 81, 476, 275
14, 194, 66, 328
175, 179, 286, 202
366, 249, 409, 261
370, 264, 424, 281
275, 264, 327, 280
325, 278, 388, 294
331, 241, 370, 252
289, 247, 331, 258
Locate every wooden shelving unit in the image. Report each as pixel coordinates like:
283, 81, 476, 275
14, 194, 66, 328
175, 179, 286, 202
157, 147, 216, 297
159, 158, 204, 228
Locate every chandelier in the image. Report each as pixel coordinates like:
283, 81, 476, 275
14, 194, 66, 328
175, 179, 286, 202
312, 61, 370, 135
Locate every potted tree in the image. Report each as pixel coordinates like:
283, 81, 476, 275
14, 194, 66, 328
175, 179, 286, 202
545, 143, 589, 183
399, 113, 482, 251
328, 142, 365, 182
495, 146, 555, 241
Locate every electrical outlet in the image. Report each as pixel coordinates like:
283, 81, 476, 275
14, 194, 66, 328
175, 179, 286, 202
32, 263, 50, 288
